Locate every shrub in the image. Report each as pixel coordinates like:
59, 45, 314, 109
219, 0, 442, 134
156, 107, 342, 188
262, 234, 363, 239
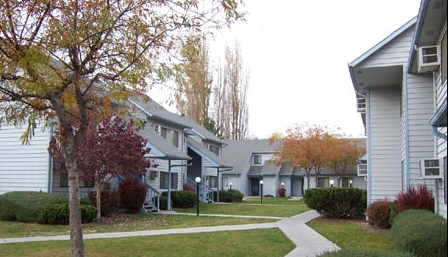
0, 191, 90, 223
170, 190, 196, 208
183, 183, 195, 191
87, 190, 119, 217
365, 199, 393, 229
213, 189, 243, 202
395, 184, 434, 214
278, 187, 286, 197
158, 195, 170, 211
38, 203, 97, 224
391, 209, 446, 257
304, 188, 367, 218
316, 249, 416, 257
118, 177, 148, 213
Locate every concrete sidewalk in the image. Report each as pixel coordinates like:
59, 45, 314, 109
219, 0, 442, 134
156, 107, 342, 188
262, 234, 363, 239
0, 210, 339, 257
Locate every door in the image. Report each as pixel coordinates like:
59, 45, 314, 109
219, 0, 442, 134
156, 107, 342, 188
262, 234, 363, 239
251, 178, 260, 196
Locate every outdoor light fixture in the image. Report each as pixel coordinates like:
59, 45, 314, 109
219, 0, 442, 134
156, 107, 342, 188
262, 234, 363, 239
349, 180, 353, 188
330, 180, 335, 187
259, 180, 264, 204
195, 177, 201, 216
229, 182, 232, 190
281, 182, 285, 189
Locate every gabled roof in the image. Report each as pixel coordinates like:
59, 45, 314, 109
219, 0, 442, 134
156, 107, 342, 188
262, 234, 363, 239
129, 95, 224, 145
187, 138, 231, 169
349, 17, 417, 68
140, 127, 191, 161
260, 160, 281, 175
221, 139, 281, 173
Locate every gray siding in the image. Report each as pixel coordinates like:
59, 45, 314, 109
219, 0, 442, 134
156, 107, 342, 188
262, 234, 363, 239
406, 74, 437, 188
0, 124, 51, 194
369, 86, 402, 201
359, 27, 414, 68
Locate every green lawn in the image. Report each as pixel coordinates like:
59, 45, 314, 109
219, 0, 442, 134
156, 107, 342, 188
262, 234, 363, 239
0, 198, 394, 257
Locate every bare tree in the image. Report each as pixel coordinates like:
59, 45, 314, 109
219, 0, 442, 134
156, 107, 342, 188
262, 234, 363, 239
213, 42, 248, 139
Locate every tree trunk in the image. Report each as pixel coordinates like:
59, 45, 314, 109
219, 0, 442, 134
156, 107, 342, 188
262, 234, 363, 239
61, 138, 85, 257
96, 178, 102, 218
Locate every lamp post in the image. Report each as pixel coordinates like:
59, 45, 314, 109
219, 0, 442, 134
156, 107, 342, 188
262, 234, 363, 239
229, 182, 232, 190
349, 180, 353, 188
281, 182, 284, 189
330, 180, 334, 188
259, 180, 264, 204
195, 177, 201, 216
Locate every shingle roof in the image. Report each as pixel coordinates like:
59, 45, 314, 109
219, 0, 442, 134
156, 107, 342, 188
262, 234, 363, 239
139, 127, 191, 161
129, 95, 224, 145
221, 139, 281, 174
187, 138, 231, 169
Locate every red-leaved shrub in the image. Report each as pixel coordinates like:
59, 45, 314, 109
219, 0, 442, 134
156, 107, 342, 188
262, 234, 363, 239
366, 198, 393, 229
395, 184, 434, 214
118, 177, 148, 213
183, 183, 195, 192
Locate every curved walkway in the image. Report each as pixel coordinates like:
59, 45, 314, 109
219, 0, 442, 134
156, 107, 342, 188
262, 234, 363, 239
0, 210, 339, 257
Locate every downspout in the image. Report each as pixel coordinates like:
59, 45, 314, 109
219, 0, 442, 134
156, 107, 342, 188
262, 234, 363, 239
403, 65, 411, 188
167, 159, 172, 211
366, 88, 372, 206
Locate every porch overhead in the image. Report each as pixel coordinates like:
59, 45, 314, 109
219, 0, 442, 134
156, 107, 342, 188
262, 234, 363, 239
187, 138, 231, 169
140, 128, 191, 161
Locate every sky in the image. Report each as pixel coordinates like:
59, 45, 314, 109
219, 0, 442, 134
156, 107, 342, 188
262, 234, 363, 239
150, 0, 423, 139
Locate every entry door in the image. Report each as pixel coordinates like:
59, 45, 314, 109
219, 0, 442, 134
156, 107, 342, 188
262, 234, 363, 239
251, 178, 260, 196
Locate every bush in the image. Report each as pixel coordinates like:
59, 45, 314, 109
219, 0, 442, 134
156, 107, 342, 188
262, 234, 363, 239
316, 249, 416, 257
0, 191, 90, 223
183, 183, 195, 192
88, 190, 119, 217
158, 195, 170, 211
38, 203, 97, 224
118, 177, 148, 213
365, 199, 393, 229
391, 209, 446, 257
395, 184, 434, 214
278, 187, 286, 197
213, 189, 244, 202
170, 190, 196, 208
304, 188, 367, 218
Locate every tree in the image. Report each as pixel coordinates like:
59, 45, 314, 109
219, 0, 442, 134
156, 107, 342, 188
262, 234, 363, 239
326, 137, 365, 187
0, 1, 242, 256
213, 42, 249, 139
273, 123, 332, 190
175, 34, 213, 127
50, 115, 157, 218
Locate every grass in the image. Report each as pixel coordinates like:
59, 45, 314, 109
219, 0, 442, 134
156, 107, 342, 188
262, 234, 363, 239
0, 197, 395, 257
178, 197, 309, 217
307, 219, 393, 250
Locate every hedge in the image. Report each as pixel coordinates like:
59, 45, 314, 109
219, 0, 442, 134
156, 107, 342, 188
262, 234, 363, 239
391, 209, 446, 257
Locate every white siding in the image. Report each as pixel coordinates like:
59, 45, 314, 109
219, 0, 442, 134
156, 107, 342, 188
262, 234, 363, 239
369, 86, 402, 201
0, 124, 51, 194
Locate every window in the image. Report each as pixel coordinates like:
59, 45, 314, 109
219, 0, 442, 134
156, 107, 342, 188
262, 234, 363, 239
253, 154, 262, 165
317, 177, 329, 188
160, 127, 179, 147
341, 178, 354, 188
60, 173, 94, 188
209, 144, 219, 156
207, 176, 217, 188
222, 177, 228, 187
159, 172, 178, 189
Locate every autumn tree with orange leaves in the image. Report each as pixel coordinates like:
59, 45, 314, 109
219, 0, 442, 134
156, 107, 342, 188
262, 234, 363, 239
272, 124, 365, 190
0, 1, 242, 256
326, 136, 365, 187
